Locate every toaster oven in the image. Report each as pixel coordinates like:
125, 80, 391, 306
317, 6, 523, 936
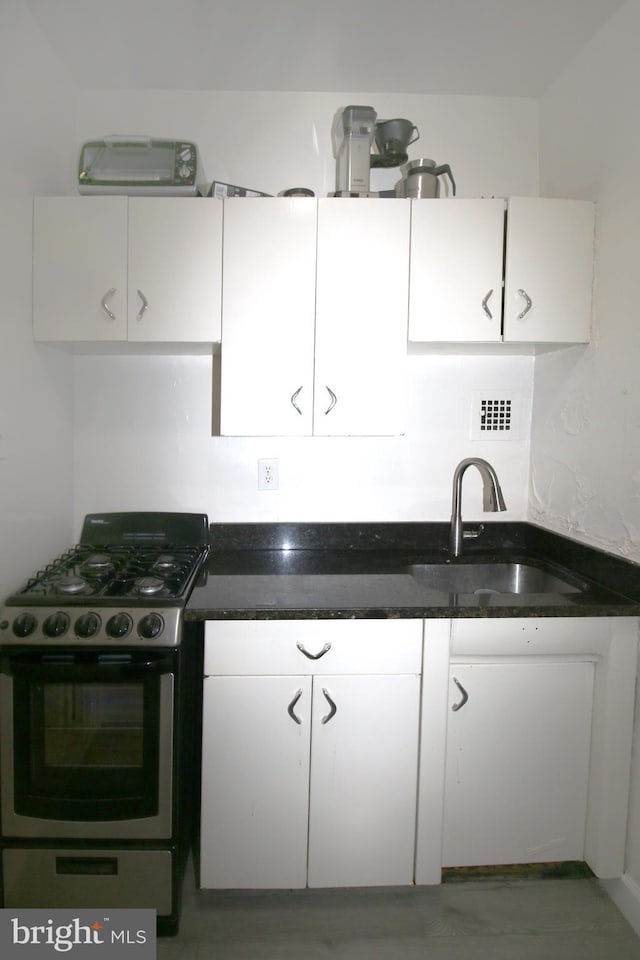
78, 136, 204, 196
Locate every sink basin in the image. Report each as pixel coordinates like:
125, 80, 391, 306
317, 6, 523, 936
407, 561, 587, 595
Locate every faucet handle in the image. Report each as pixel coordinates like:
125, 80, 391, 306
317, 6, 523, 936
463, 523, 485, 542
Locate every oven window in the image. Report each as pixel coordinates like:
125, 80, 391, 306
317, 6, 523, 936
13, 666, 164, 822
42, 683, 144, 769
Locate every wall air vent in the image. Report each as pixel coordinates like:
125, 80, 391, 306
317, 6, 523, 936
471, 391, 520, 441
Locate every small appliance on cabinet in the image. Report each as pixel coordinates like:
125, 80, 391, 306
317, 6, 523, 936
0, 513, 209, 935
78, 137, 204, 196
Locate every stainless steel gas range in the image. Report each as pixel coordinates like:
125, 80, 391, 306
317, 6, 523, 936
0, 512, 209, 936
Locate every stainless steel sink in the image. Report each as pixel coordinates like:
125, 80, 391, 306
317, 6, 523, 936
406, 561, 587, 595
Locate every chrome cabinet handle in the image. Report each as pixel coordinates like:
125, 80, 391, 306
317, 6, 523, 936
296, 641, 332, 660
321, 688, 337, 724
451, 676, 469, 712
101, 288, 116, 321
136, 289, 149, 321
290, 386, 303, 415
481, 289, 493, 320
517, 288, 533, 320
324, 386, 337, 416
287, 688, 303, 725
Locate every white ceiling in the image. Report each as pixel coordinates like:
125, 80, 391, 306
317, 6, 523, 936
25, 0, 625, 97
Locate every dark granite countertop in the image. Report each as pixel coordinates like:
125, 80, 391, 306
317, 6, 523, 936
184, 522, 640, 621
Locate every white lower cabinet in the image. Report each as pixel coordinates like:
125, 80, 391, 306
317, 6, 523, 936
442, 660, 594, 867
201, 615, 638, 889
415, 616, 637, 883
199, 619, 422, 889
307, 673, 420, 887
201, 675, 311, 888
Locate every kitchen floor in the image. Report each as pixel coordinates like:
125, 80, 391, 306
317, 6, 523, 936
158, 868, 640, 959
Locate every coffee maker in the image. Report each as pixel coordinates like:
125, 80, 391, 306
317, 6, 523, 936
332, 105, 419, 196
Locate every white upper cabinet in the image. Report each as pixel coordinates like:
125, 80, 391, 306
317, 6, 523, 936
33, 197, 222, 344
219, 197, 410, 437
408, 199, 505, 342
503, 197, 595, 343
34, 197, 128, 342
33, 193, 594, 364
408, 196, 594, 345
219, 197, 317, 436
127, 198, 222, 343
313, 198, 410, 436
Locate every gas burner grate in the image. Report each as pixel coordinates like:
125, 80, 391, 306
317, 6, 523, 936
20, 544, 207, 602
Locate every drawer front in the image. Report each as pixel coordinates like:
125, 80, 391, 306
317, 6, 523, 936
450, 616, 611, 657
204, 619, 423, 675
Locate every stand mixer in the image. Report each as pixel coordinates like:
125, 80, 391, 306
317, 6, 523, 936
332, 105, 419, 196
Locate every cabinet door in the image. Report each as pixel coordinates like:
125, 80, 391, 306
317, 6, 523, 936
442, 661, 594, 867
314, 199, 410, 436
408, 199, 504, 342
503, 197, 595, 343
200, 675, 311, 888
127, 198, 222, 343
33, 197, 128, 341
307, 674, 420, 886
219, 197, 317, 435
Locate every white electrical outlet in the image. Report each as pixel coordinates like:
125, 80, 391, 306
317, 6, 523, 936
258, 458, 279, 490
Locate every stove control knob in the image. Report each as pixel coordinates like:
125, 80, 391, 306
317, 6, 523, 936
138, 613, 164, 640
106, 612, 132, 640
13, 612, 38, 638
75, 612, 101, 639
43, 611, 70, 638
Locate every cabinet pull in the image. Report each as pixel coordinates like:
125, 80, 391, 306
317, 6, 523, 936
296, 641, 332, 660
517, 288, 533, 320
287, 688, 303, 725
321, 688, 337, 724
101, 288, 116, 321
481, 289, 494, 320
290, 386, 303, 415
136, 289, 149, 321
324, 387, 337, 416
451, 676, 469, 712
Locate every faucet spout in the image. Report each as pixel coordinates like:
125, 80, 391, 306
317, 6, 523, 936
450, 458, 507, 558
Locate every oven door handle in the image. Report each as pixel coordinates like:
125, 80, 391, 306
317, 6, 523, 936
0, 651, 175, 681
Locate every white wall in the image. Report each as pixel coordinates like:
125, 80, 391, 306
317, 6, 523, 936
537, 0, 640, 920
0, 1, 75, 598
534, 0, 640, 562
72, 352, 534, 526
71, 90, 539, 532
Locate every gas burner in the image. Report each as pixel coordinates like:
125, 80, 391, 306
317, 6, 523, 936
57, 575, 91, 595
135, 576, 166, 596
152, 554, 180, 574
81, 552, 115, 575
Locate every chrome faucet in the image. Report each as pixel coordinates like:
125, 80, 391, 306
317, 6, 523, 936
450, 458, 507, 558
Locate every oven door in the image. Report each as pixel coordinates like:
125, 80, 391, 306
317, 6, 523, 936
0, 649, 175, 840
